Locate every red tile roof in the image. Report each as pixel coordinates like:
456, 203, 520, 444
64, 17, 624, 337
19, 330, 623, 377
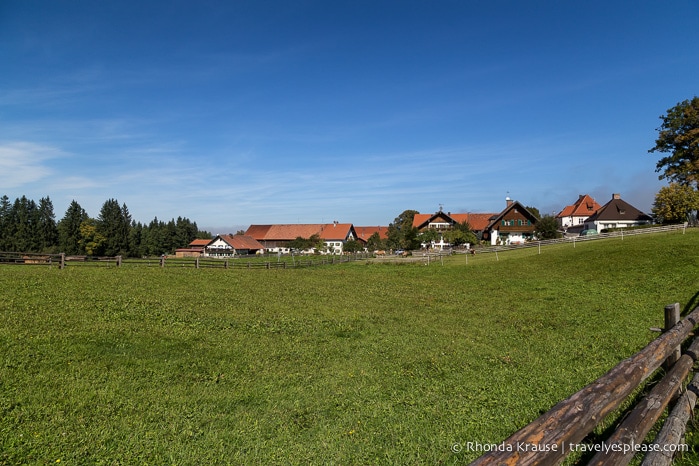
245, 224, 355, 241
412, 213, 433, 228
449, 213, 497, 231
412, 212, 496, 231
354, 226, 388, 241
189, 238, 211, 247
557, 194, 602, 218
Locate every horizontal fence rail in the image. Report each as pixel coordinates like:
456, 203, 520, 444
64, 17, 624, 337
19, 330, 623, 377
0, 251, 372, 269
0, 251, 65, 267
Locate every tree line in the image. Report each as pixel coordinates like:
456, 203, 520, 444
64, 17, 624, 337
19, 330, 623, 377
0, 195, 211, 257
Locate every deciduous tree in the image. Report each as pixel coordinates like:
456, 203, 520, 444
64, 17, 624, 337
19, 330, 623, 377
652, 183, 699, 224
649, 96, 699, 187
366, 232, 385, 252
387, 209, 419, 250
534, 215, 561, 240
79, 219, 107, 256
444, 221, 478, 246
342, 239, 363, 253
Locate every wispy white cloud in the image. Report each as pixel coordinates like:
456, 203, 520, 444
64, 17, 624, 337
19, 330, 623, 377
0, 142, 62, 188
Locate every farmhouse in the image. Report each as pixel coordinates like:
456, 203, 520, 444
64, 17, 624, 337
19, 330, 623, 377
412, 208, 497, 248
582, 193, 652, 232
556, 194, 602, 233
205, 234, 265, 257
245, 223, 357, 254
481, 198, 539, 245
412, 210, 496, 236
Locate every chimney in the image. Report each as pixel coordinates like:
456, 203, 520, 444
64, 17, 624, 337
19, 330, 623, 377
506, 197, 513, 207
613, 193, 621, 200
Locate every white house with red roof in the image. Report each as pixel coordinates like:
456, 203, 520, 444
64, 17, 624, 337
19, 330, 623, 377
556, 194, 602, 233
204, 234, 265, 257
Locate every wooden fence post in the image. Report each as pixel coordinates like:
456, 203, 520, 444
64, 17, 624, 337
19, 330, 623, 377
160, 255, 165, 268
195, 257, 200, 269
60, 253, 65, 269
116, 255, 122, 267
664, 303, 681, 370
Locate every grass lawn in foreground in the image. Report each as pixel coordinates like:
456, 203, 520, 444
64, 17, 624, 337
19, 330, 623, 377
1, 229, 699, 464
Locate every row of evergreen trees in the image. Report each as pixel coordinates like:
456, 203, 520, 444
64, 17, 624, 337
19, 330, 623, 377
0, 195, 211, 257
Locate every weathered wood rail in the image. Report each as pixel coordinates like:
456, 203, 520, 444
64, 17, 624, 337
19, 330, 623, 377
0, 251, 66, 268
470, 303, 699, 466
0, 251, 370, 269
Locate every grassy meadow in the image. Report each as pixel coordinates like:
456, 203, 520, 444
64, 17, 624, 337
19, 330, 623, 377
2, 230, 699, 465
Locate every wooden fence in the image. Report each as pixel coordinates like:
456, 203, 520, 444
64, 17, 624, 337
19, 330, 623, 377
0, 251, 67, 268
469, 302, 699, 465
0, 251, 370, 269
463, 223, 689, 256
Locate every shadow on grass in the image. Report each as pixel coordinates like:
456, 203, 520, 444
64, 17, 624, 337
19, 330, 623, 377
682, 291, 699, 316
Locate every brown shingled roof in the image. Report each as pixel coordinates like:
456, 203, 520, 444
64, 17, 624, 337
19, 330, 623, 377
584, 194, 652, 223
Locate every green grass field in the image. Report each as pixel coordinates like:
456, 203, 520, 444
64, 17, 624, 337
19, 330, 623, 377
2, 230, 699, 465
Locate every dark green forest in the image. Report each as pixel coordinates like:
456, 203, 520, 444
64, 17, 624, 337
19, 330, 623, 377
0, 195, 211, 257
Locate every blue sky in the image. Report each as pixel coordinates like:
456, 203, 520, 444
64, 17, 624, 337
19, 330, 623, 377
1, 1, 698, 233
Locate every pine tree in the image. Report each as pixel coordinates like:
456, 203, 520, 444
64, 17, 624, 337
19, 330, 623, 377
11, 196, 37, 252
58, 200, 89, 255
0, 195, 11, 251
97, 199, 131, 256
37, 196, 59, 252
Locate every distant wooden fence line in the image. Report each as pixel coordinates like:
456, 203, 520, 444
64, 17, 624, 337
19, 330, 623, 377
469, 302, 699, 466
451, 222, 691, 257
0, 251, 370, 269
